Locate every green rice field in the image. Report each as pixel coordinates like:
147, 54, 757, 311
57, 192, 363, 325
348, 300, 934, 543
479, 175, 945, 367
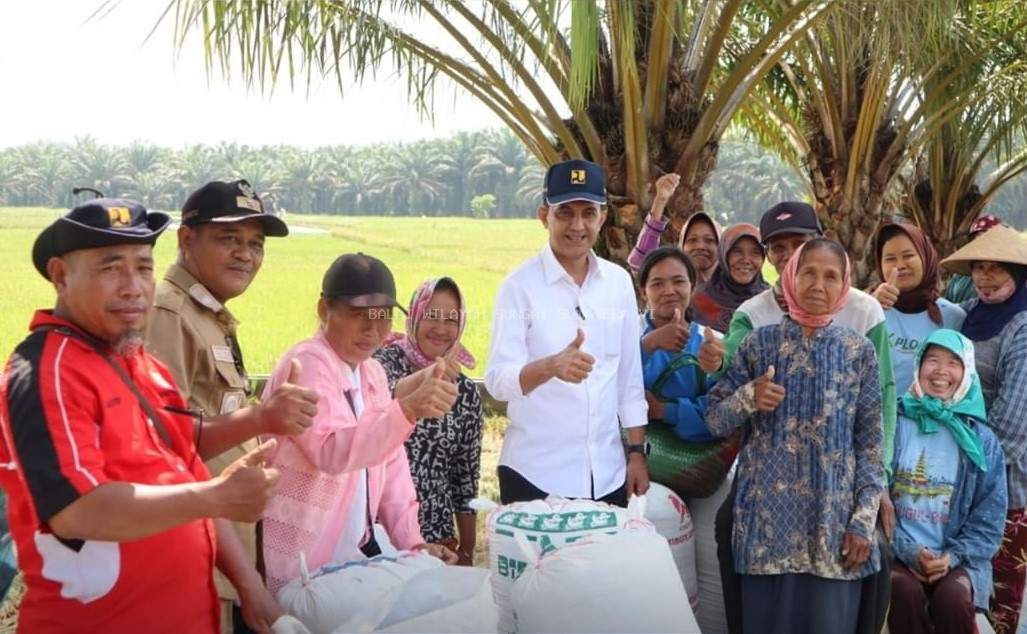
0, 206, 784, 373
0, 207, 543, 373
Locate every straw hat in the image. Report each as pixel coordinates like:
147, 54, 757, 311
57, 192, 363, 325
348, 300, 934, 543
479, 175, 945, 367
940, 224, 1027, 276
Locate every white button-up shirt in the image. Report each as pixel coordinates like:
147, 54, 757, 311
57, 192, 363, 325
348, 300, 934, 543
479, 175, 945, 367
485, 243, 647, 498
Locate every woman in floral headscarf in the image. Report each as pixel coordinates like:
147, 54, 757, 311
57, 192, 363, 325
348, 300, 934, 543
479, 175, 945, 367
888, 329, 1006, 634
707, 238, 885, 634
374, 277, 483, 565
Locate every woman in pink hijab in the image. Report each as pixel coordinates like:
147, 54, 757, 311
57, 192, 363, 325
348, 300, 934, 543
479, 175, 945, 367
707, 238, 886, 634
375, 277, 484, 566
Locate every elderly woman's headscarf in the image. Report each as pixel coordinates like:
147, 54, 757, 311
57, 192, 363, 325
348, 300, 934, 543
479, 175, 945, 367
385, 277, 476, 370
900, 329, 987, 471
781, 239, 851, 328
875, 222, 943, 324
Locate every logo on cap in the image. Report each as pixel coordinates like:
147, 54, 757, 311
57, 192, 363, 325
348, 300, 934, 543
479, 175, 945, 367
239, 181, 257, 199
775, 213, 792, 221
570, 169, 586, 184
236, 196, 262, 212
107, 207, 132, 227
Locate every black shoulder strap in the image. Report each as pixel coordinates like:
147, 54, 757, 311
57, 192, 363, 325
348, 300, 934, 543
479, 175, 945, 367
36, 325, 175, 450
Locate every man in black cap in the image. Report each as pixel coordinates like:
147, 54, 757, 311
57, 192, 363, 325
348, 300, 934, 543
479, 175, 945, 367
145, 180, 315, 633
715, 201, 895, 634
1, 199, 283, 633
485, 159, 650, 506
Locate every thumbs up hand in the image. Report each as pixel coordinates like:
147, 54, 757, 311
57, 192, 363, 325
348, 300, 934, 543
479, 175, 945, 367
641, 307, 689, 354
432, 359, 447, 379
697, 326, 725, 373
550, 328, 596, 384
258, 358, 320, 437
872, 268, 901, 310
753, 365, 786, 412
569, 328, 586, 350
399, 358, 460, 421
216, 439, 281, 522
439, 345, 462, 382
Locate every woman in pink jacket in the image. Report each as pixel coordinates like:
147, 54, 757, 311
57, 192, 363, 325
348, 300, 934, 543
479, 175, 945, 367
261, 253, 459, 593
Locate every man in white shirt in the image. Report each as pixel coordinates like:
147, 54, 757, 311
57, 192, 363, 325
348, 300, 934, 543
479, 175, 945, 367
485, 159, 649, 507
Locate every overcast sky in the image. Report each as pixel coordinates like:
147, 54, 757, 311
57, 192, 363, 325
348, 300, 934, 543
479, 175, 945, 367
0, 1, 504, 149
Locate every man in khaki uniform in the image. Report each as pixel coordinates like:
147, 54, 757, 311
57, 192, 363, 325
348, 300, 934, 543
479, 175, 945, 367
147, 179, 317, 633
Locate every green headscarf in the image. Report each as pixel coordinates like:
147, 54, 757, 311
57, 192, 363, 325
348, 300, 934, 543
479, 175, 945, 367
900, 329, 988, 471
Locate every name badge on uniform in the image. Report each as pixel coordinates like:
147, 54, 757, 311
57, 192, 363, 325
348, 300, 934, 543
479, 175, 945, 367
212, 345, 235, 364
220, 391, 246, 415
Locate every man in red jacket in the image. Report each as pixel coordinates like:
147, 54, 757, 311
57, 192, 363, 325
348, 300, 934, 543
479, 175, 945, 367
0, 199, 282, 633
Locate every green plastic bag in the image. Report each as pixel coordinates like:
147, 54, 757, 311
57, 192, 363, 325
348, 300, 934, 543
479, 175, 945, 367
644, 423, 739, 499
642, 351, 739, 499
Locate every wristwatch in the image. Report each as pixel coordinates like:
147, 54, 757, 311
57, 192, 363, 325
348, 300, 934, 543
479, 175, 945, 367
626, 441, 651, 458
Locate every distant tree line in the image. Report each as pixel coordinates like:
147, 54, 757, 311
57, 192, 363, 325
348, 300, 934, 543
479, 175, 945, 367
0, 129, 528, 217
1, 128, 1023, 228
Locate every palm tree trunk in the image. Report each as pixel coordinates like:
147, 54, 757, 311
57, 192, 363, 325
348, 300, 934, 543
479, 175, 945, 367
809, 160, 891, 287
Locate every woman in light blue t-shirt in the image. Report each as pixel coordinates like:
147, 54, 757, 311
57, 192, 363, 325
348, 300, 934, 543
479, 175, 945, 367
888, 329, 1006, 634
871, 223, 965, 395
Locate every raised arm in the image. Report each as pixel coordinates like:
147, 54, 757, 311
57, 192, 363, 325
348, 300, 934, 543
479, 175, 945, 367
627, 173, 679, 273
627, 216, 669, 272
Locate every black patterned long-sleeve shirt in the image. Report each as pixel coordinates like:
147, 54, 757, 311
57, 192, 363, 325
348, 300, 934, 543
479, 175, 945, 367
374, 343, 484, 543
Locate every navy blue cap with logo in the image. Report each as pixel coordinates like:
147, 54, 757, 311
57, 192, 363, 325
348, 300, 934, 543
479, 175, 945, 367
543, 159, 607, 206
32, 198, 171, 280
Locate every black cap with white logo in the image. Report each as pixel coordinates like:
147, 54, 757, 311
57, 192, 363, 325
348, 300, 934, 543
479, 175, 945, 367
758, 202, 822, 245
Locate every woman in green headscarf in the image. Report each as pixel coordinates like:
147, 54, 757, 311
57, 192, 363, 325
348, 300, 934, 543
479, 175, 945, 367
888, 329, 1007, 634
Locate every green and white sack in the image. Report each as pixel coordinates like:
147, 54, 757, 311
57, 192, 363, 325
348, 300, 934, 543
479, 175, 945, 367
480, 496, 642, 633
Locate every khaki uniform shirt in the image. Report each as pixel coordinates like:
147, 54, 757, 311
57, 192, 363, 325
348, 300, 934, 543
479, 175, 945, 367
145, 263, 257, 603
